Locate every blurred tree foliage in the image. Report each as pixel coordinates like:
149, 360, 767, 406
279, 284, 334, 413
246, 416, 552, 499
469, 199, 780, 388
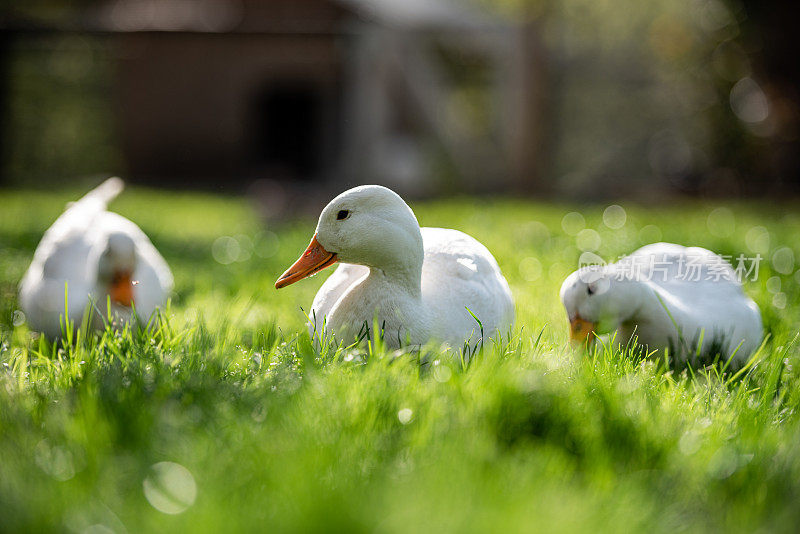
482, 0, 797, 197
1, 34, 121, 186
0, 0, 120, 186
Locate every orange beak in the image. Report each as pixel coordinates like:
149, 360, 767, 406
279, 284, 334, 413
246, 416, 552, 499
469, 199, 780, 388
569, 315, 596, 343
275, 234, 338, 289
110, 271, 134, 307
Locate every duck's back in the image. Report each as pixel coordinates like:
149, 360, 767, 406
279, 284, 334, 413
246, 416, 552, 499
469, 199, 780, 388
622, 243, 736, 285
420, 227, 515, 345
625, 243, 746, 304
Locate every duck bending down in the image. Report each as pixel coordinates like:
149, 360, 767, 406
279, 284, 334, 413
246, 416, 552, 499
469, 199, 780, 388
560, 242, 763, 365
275, 185, 515, 348
19, 177, 173, 338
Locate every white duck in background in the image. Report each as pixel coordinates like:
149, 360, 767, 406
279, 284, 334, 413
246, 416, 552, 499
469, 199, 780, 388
275, 185, 515, 348
19, 177, 173, 338
560, 242, 763, 365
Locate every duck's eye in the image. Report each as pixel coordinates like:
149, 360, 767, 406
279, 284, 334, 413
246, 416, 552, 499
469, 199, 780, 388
336, 210, 350, 220
587, 285, 595, 296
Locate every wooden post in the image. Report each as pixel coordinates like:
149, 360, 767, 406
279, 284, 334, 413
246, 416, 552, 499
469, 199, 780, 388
505, 17, 551, 195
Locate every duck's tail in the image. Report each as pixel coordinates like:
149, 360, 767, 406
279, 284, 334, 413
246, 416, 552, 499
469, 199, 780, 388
75, 176, 125, 209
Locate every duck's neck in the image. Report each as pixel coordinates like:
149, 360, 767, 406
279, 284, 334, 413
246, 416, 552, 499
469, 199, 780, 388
357, 225, 425, 298
606, 278, 649, 324
328, 226, 429, 346
621, 279, 680, 331
369, 255, 423, 299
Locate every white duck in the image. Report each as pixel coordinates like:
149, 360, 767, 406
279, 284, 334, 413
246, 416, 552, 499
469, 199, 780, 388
19, 177, 173, 338
560, 242, 763, 365
275, 185, 515, 348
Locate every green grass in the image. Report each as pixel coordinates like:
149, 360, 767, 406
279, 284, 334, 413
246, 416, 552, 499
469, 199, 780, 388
1, 187, 799, 533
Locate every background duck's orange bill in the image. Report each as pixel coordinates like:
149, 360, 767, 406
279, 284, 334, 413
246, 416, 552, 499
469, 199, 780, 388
570, 317, 596, 342
110, 272, 134, 307
275, 234, 338, 289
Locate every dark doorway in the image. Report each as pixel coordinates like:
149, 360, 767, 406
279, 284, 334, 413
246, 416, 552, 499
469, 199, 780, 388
250, 83, 323, 181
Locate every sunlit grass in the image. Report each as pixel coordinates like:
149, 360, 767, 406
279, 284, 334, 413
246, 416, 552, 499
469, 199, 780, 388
1, 187, 799, 532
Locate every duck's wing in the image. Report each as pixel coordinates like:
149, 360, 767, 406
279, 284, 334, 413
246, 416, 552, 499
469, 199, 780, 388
19, 275, 97, 338
647, 278, 762, 362
420, 227, 514, 345
310, 263, 369, 339
20, 225, 98, 337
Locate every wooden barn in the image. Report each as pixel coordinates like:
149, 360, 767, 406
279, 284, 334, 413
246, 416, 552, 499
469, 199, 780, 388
84, 0, 546, 195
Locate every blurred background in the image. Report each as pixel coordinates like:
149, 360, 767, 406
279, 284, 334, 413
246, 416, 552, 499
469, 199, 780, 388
1, 0, 799, 203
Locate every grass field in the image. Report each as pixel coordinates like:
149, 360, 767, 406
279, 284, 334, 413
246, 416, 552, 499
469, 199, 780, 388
1, 187, 799, 533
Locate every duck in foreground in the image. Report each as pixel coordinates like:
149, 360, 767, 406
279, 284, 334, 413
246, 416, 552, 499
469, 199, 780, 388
19, 177, 173, 338
275, 185, 515, 348
560, 242, 763, 365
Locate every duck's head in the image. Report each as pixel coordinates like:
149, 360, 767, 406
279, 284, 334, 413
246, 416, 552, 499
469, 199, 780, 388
97, 232, 137, 307
560, 266, 641, 343
276, 185, 423, 289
